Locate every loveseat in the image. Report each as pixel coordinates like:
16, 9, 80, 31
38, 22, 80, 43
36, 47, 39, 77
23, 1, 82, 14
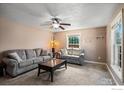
2, 48, 52, 77
58, 48, 84, 65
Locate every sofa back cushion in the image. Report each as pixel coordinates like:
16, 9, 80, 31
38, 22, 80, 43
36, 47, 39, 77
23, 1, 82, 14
25, 49, 36, 59
72, 49, 82, 56
16, 50, 27, 60
67, 49, 73, 55
34, 48, 43, 56
60, 49, 84, 56
2, 49, 26, 60
40, 50, 47, 56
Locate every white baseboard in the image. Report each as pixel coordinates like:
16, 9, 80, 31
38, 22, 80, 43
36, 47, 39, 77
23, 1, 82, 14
106, 64, 119, 85
84, 60, 119, 85
84, 60, 106, 65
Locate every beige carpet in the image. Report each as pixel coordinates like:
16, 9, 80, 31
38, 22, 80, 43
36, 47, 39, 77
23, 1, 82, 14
0, 63, 116, 85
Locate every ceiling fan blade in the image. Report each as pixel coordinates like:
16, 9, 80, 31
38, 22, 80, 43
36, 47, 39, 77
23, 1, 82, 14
40, 21, 52, 26
60, 23, 71, 26
59, 26, 65, 30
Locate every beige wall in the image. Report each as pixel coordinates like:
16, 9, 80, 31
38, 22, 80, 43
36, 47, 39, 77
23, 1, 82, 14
0, 17, 53, 61
54, 27, 106, 62
106, 24, 111, 65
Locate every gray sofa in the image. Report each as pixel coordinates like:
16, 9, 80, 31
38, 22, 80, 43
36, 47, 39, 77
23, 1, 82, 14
2, 48, 52, 77
59, 48, 84, 65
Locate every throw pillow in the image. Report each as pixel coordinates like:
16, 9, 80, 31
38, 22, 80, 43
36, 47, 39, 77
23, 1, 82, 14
8, 52, 22, 62
61, 49, 68, 56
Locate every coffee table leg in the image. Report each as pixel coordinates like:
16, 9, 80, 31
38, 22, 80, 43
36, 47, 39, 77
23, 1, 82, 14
37, 66, 40, 77
65, 61, 67, 69
50, 70, 54, 82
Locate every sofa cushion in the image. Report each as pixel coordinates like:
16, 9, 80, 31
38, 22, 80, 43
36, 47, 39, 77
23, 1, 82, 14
66, 55, 79, 58
16, 50, 27, 60
25, 49, 36, 59
61, 55, 70, 59
33, 57, 43, 64
61, 55, 79, 59
42, 56, 51, 61
19, 59, 33, 68
34, 48, 43, 56
7, 52, 22, 62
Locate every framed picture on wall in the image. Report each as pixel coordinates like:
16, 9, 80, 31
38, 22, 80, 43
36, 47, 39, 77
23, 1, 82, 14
66, 33, 81, 49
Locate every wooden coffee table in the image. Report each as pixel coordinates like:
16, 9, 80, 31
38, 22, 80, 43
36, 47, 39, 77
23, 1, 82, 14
37, 59, 67, 82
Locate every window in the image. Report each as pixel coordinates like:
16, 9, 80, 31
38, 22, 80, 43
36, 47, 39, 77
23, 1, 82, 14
66, 34, 81, 49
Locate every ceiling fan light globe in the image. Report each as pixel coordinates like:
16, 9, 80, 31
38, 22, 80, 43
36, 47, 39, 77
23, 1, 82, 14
52, 23, 59, 28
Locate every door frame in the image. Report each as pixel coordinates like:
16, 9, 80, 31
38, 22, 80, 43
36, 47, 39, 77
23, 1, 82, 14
111, 9, 124, 82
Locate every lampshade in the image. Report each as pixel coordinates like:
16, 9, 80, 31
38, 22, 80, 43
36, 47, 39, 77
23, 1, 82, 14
49, 40, 59, 49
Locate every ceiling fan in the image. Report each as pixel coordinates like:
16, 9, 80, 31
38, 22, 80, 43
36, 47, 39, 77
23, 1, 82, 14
40, 17, 71, 31
40, 5, 71, 31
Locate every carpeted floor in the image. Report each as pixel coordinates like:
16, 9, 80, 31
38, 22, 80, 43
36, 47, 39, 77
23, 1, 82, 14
0, 63, 116, 85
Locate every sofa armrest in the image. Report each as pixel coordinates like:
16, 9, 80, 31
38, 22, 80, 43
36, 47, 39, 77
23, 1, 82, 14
79, 53, 85, 65
80, 53, 84, 56
57, 52, 61, 55
2, 58, 19, 77
58, 51, 64, 57
79, 53, 84, 59
54, 52, 61, 58
2, 58, 18, 67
